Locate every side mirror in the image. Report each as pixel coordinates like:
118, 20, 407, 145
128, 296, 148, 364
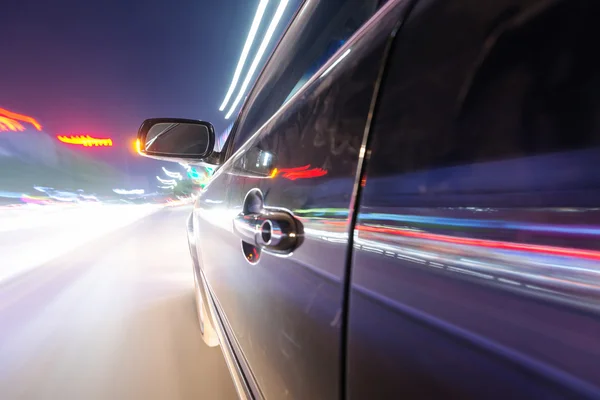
137, 118, 217, 163
237, 148, 277, 176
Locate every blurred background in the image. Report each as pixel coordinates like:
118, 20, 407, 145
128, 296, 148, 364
0, 0, 300, 398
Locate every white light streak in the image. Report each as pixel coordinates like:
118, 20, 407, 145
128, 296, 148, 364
225, 0, 289, 119
156, 176, 177, 185
320, 49, 351, 79
162, 167, 183, 180
298, 0, 311, 18
113, 189, 145, 195
220, 0, 270, 111
178, 162, 192, 171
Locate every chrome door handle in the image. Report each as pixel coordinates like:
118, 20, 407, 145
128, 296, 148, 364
233, 209, 301, 255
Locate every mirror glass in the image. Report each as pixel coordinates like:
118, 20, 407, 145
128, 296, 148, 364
237, 148, 276, 176
145, 122, 211, 156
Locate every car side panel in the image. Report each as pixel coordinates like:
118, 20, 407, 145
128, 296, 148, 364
195, 3, 411, 398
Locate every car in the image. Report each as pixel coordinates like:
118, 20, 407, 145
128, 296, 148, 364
137, 0, 600, 398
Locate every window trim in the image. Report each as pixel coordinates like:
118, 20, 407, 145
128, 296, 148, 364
206, 0, 402, 191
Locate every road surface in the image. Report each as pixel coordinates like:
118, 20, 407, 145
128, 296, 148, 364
0, 206, 237, 400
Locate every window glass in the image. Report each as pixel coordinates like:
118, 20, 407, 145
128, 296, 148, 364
453, 1, 600, 166
370, 0, 600, 181
230, 0, 380, 152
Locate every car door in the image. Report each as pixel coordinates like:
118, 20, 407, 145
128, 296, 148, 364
194, 1, 412, 398
348, 0, 600, 398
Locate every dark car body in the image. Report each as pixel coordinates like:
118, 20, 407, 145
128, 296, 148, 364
143, 0, 600, 398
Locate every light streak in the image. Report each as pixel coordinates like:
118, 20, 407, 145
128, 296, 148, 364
162, 167, 183, 180
57, 135, 113, 147
0, 107, 42, 131
220, 0, 270, 111
156, 176, 177, 185
0, 116, 25, 132
225, 0, 289, 119
316, 220, 600, 262
20, 195, 51, 205
179, 162, 192, 171
269, 164, 328, 180
320, 49, 351, 79
113, 189, 145, 195
80, 194, 99, 201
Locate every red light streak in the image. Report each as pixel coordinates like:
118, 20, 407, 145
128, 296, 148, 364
0, 108, 42, 132
270, 164, 328, 180
57, 135, 113, 147
312, 219, 600, 261
357, 224, 600, 261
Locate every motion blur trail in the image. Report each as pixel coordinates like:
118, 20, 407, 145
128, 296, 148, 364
0, 206, 236, 400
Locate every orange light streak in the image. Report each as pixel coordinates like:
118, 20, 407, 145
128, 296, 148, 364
134, 138, 142, 154
57, 135, 113, 147
0, 108, 42, 131
0, 116, 26, 132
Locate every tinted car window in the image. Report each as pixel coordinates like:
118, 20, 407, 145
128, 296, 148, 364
370, 0, 600, 180
229, 0, 380, 153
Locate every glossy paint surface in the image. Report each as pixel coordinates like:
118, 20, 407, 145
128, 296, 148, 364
194, 1, 409, 398
348, 0, 600, 398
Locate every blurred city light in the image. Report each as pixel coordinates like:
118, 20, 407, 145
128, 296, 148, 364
219, 0, 270, 111
225, 0, 290, 119
134, 138, 142, 154
188, 168, 200, 179
0, 107, 42, 131
57, 135, 113, 147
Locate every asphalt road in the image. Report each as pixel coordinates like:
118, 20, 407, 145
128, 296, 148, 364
0, 206, 237, 400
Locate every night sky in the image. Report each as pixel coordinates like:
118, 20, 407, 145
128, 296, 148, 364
1, 0, 298, 178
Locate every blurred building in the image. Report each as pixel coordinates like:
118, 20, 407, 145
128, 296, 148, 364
0, 126, 126, 195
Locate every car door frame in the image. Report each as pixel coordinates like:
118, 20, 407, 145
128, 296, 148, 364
344, 0, 600, 398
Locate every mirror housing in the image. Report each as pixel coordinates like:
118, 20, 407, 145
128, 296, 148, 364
137, 118, 220, 164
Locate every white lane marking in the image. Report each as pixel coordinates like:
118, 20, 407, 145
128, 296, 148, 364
447, 266, 494, 280
428, 262, 444, 269
397, 254, 426, 264
526, 285, 562, 295
498, 278, 521, 286
363, 246, 383, 254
